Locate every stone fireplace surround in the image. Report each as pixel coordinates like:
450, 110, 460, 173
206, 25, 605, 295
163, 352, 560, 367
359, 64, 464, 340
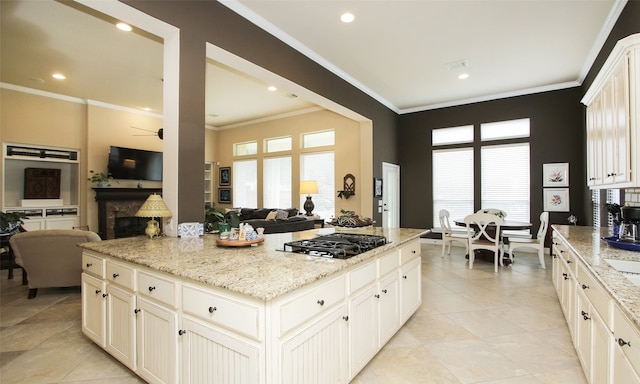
92, 188, 162, 240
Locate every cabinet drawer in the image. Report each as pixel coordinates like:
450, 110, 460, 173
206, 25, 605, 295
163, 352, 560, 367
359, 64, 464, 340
182, 284, 261, 340
106, 261, 135, 290
82, 252, 104, 278
576, 262, 611, 326
613, 304, 640, 373
349, 260, 376, 294
138, 270, 177, 308
378, 251, 399, 277
399, 240, 420, 264
279, 274, 347, 335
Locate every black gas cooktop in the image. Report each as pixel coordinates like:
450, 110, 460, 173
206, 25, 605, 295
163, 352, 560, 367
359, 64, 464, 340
283, 233, 387, 259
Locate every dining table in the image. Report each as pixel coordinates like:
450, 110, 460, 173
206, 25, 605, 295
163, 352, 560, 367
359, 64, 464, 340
453, 218, 533, 265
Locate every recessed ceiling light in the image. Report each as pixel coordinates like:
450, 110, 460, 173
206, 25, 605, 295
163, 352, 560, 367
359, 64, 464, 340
142, 107, 152, 111
458, 73, 470, 80
341, 13, 355, 23
52, 73, 66, 80
267, 86, 277, 92
116, 22, 132, 32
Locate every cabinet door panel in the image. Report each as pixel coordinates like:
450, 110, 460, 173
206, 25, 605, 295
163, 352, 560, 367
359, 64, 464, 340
400, 257, 421, 322
181, 316, 260, 384
379, 272, 400, 346
281, 305, 348, 384
106, 284, 137, 370
348, 283, 378, 379
81, 273, 106, 347
137, 297, 178, 384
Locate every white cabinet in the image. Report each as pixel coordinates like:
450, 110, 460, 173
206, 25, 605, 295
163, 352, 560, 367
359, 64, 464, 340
2, 143, 80, 226
280, 304, 348, 384
81, 238, 423, 384
612, 303, 640, 382
552, 229, 640, 384
136, 271, 179, 384
400, 256, 421, 322
180, 316, 261, 384
582, 33, 639, 189
81, 273, 106, 346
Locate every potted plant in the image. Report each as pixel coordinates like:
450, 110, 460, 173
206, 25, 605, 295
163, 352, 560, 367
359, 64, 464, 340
88, 170, 113, 187
204, 205, 228, 233
0, 211, 27, 235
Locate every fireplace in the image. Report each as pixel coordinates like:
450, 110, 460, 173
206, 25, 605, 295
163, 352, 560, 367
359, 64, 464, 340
93, 188, 162, 239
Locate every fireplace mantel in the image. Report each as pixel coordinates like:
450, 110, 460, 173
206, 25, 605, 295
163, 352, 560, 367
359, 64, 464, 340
93, 188, 162, 239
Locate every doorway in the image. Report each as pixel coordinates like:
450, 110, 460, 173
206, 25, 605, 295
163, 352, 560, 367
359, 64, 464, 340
382, 162, 400, 228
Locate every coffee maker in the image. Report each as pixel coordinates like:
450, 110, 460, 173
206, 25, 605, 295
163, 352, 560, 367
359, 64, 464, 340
619, 206, 640, 242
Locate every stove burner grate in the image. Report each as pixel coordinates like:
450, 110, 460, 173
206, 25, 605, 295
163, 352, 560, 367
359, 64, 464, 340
283, 233, 387, 259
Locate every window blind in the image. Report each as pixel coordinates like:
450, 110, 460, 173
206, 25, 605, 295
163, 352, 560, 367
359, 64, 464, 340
432, 148, 474, 228
233, 159, 257, 207
263, 156, 292, 208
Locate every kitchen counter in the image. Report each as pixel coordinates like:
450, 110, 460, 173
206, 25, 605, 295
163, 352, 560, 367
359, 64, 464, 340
552, 225, 640, 328
79, 227, 427, 301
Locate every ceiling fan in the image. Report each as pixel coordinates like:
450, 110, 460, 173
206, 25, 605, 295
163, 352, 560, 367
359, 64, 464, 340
131, 126, 163, 140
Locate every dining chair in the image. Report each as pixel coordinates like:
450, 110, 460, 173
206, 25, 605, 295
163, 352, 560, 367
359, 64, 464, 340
464, 212, 504, 273
508, 211, 549, 269
439, 209, 468, 257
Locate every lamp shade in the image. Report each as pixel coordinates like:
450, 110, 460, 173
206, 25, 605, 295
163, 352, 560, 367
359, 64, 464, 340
300, 180, 319, 195
135, 194, 172, 218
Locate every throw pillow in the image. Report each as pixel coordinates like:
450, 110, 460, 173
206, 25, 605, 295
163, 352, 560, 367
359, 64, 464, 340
265, 210, 278, 221
276, 209, 289, 220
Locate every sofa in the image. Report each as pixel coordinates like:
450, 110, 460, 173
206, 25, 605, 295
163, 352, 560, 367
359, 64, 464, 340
232, 208, 314, 234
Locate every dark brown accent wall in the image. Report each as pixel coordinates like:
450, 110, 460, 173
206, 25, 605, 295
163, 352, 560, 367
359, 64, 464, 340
123, 0, 398, 225
398, 88, 585, 230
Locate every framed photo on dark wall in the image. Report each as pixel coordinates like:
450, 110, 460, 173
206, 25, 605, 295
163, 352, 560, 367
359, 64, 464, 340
219, 167, 231, 186
373, 178, 383, 198
218, 188, 231, 204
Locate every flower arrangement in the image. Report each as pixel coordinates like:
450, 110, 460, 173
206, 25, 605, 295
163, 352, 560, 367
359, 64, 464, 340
567, 215, 578, 225
88, 170, 113, 186
0, 211, 27, 234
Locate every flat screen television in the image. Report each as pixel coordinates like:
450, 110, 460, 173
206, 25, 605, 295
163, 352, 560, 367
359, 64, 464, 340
108, 146, 162, 181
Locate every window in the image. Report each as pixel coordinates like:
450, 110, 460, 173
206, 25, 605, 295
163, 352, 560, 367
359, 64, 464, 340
234, 141, 257, 156
481, 143, 530, 223
481, 118, 530, 141
432, 148, 474, 228
264, 156, 291, 208
265, 137, 292, 153
592, 189, 601, 227
432, 125, 473, 146
432, 118, 531, 230
300, 151, 334, 219
232, 159, 257, 207
303, 130, 334, 148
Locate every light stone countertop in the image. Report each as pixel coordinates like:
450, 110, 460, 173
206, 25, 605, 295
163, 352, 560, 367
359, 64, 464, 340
552, 225, 640, 328
79, 227, 427, 301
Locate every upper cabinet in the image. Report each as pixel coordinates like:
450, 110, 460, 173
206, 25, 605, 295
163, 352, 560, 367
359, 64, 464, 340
582, 33, 640, 189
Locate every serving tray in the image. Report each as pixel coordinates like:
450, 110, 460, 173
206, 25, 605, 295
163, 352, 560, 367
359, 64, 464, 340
602, 236, 640, 252
216, 238, 264, 247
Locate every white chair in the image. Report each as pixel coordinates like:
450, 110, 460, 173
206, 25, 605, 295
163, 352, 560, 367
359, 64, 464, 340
439, 209, 468, 257
508, 211, 549, 269
464, 212, 504, 273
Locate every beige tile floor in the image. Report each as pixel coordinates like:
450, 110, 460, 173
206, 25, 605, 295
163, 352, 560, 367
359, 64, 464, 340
0, 244, 587, 383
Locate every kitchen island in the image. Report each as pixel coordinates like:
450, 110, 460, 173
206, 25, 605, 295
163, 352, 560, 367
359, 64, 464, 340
551, 225, 640, 383
79, 227, 426, 384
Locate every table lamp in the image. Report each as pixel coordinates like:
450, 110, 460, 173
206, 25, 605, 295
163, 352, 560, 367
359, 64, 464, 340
135, 194, 172, 238
300, 180, 319, 216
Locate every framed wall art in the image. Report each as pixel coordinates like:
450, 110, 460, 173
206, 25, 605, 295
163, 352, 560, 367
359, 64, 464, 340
218, 188, 231, 203
543, 163, 568, 187
374, 178, 383, 198
219, 167, 231, 186
544, 188, 570, 212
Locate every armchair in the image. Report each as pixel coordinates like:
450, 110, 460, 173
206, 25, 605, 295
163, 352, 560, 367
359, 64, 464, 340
9, 229, 101, 298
